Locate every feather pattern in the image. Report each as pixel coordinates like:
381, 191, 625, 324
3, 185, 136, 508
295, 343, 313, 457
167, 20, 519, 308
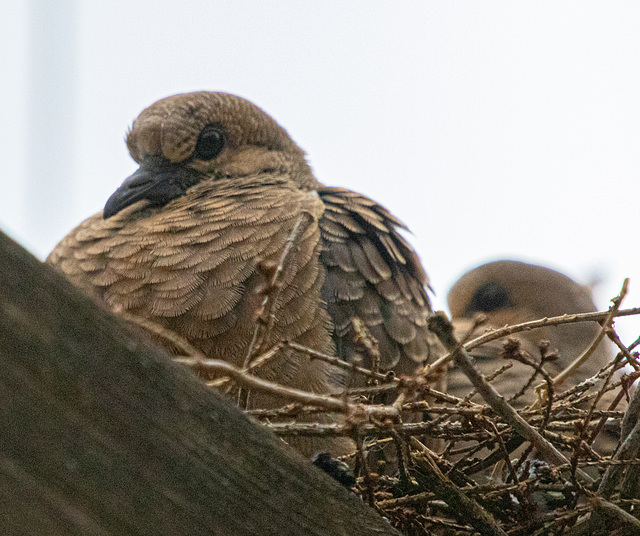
47, 92, 436, 454
319, 187, 433, 374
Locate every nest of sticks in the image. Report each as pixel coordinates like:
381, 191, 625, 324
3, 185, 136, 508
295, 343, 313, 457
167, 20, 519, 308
123, 279, 640, 536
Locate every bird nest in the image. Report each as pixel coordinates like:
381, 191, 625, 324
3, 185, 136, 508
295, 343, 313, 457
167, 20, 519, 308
121, 281, 640, 536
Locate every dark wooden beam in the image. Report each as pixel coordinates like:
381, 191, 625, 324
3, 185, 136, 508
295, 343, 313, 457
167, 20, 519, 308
0, 230, 399, 536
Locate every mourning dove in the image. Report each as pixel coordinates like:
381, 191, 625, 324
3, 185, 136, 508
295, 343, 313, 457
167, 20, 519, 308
47, 92, 434, 453
446, 260, 613, 404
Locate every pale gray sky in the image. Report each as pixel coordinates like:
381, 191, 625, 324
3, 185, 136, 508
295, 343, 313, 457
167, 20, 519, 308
2, 1, 639, 341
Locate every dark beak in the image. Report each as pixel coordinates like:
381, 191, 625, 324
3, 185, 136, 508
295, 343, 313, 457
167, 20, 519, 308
103, 156, 205, 219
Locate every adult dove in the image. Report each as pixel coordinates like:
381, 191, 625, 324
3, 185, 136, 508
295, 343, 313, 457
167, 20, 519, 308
447, 260, 612, 403
47, 92, 433, 453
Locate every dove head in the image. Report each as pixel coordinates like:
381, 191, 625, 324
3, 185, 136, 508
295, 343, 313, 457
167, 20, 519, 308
447, 259, 613, 370
448, 260, 598, 326
104, 92, 316, 218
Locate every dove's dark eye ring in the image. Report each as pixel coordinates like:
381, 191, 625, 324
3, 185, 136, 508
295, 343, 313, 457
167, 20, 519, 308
466, 281, 513, 315
194, 124, 226, 160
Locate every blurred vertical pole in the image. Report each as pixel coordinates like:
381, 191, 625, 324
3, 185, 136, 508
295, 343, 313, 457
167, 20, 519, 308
27, 0, 77, 255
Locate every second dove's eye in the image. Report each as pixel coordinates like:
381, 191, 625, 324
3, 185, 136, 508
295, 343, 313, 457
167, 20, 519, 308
467, 281, 513, 314
194, 125, 225, 160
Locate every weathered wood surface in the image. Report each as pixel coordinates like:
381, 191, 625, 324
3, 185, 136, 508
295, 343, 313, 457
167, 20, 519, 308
0, 230, 398, 536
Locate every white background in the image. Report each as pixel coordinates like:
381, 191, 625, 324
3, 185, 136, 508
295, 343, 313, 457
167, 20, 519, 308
2, 2, 639, 342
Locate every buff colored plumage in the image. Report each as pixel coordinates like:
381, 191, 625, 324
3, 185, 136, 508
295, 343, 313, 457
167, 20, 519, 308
48, 92, 433, 453
447, 260, 612, 403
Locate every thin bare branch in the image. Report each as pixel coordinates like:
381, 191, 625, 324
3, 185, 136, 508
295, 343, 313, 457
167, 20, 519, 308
427, 312, 595, 485
554, 279, 628, 387
462, 306, 640, 355
410, 438, 508, 536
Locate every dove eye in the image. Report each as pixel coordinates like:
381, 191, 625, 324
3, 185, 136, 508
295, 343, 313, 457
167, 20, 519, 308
194, 124, 226, 160
466, 281, 513, 315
